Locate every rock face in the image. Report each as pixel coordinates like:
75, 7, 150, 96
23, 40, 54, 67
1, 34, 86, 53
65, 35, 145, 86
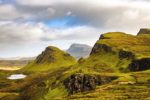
36, 47, 56, 64
67, 43, 92, 59
128, 58, 150, 71
137, 28, 150, 35
118, 50, 135, 60
64, 74, 117, 94
90, 43, 112, 55
99, 34, 111, 39
35, 46, 75, 64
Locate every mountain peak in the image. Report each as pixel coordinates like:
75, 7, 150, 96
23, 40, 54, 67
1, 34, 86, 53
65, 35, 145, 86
22, 46, 76, 72
67, 43, 92, 59
36, 46, 75, 64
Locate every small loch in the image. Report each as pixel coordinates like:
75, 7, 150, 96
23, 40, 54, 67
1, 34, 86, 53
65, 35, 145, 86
7, 74, 26, 80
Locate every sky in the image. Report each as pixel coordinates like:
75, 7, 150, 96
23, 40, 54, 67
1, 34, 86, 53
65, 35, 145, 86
0, 0, 150, 57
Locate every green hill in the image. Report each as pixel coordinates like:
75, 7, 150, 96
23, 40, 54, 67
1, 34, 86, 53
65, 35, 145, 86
73, 30, 150, 74
21, 46, 76, 72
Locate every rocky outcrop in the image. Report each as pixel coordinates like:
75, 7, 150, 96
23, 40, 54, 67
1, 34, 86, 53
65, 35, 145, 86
36, 47, 56, 64
118, 50, 135, 60
90, 43, 112, 55
99, 34, 110, 39
128, 58, 150, 71
63, 74, 117, 94
137, 28, 150, 35
35, 46, 75, 64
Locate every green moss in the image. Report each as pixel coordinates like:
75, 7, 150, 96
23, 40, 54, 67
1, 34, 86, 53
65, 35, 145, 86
44, 84, 67, 100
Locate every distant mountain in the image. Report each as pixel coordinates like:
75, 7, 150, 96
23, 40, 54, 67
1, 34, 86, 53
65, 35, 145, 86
0, 60, 29, 68
19, 57, 36, 60
0, 57, 35, 68
0, 57, 35, 60
66, 43, 92, 59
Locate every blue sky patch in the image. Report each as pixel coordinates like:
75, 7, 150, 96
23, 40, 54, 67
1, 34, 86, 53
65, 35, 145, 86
0, 0, 15, 4
44, 16, 86, 28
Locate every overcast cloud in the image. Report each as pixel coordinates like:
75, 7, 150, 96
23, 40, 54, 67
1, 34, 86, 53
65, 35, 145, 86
0, 0, 150, 57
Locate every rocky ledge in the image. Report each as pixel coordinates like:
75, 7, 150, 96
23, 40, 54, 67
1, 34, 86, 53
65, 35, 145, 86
90, 43, 112, 55
63, 74, 117, 95
137, 28, 150, 35
128, 58, 150, 71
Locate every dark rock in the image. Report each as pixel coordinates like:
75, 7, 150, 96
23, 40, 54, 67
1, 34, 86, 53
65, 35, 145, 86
119, 50, 135, 60
99, 34, 110, 39
137, 28, 150, 35
36, 47, 55, 64
64, 53, 71, 57
90, 43, 112, 55
128, 58, 150, 71
63, 74, 117, 95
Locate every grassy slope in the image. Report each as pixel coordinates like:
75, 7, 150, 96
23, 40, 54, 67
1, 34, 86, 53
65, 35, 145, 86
1, 69, 150, 100
74, 32, 150, 73
98, 32, 150, 58
67, 32, 150, 100
0, 70, 19, 100
0, 46, 76, 100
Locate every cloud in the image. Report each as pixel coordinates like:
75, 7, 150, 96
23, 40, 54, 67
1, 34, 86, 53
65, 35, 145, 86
12, 0, 150, 32
0, 0, 150, 57
0, 22, 45, 43
0, 0, 149, 31
0, 21, 100, 57
0, 4, 19, 20
0, 21, 100, 43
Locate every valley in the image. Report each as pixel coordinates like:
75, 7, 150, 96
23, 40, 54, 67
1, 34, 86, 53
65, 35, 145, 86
0, 29, 150, 100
